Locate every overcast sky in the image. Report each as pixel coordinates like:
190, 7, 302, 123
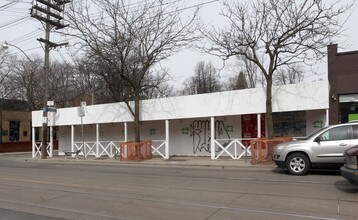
1, 0, 358, 88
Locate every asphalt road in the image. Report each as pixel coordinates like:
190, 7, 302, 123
0, 157, 357, 220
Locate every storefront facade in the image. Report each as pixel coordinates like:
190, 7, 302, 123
31, 81, 329, 159
328, 44, 358, 124
1, 99, 31, 142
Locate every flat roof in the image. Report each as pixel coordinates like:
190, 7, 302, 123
32, 81, 329, 127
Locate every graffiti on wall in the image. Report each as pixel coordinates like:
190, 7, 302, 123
188, 120, 231, 154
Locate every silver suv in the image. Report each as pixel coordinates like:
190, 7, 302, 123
273, 122, 358, 175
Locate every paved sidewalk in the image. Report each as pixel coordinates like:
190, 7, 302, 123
0, 152, 276, 170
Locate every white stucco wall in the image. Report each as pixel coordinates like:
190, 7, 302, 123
58, 110, 327, 156
306, 110, 327, 136
43, 81, 330, 156
58, 116, 243, 156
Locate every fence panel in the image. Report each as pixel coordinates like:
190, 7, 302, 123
120, 141, 152, 161
250, 137, 293, 164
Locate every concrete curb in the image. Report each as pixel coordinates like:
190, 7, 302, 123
0, 152, 277, 170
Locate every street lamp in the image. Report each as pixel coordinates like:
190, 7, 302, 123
2, 41, 32, 62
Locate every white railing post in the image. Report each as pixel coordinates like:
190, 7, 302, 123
32, 127, 35, 158
257, 113, 261, 138
96, 124, 99, 157
211, 117, 215, 160
49, 126, 53, 157
326, 109, 329, 126
124, 122, 128, 142
71, 125, 74, 152
165, 120, 169, 159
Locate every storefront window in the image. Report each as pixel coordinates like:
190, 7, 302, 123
273, 111, 306, 137
339, 94, 358, 123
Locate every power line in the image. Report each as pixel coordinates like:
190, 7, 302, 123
10, 29, 43, 45
0, 8, 29, 14
83, 0, 207, 19
0, 15, 30, 31
0, 0, 31, 30
5, 45, 42, 57
4, 0, 220, 62
77, 0, 183, 18
0, 2, 18, 11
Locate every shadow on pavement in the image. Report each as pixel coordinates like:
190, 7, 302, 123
334, 179, 358, 194
270, 167, 342, 176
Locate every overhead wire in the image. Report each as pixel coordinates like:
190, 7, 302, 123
82, 0, 177, 17
5, 46, 43, 58
56, 50, 72, 66
3, 0, 220, 63
0, 15, 30, 31
83, 0, 213, 19
9, 29, 43, 45
0, 0, 31, 31
0, 2, 18, 11
0, 8, 29, 15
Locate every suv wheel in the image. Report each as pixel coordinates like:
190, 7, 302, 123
286, 153, 310, 175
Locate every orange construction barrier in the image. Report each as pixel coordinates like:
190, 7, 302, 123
250, 137, 293, 165
120, 141, 152, 161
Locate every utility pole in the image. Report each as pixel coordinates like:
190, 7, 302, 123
31, 0, 70, 159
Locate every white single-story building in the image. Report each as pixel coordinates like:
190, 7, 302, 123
31, 81, 329, 160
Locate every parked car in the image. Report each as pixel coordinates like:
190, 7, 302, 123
273, 122, 358, 175
340, 146, 358, 185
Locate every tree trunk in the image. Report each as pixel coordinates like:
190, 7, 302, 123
265, 76, 273, 139
134, 91, 141, 142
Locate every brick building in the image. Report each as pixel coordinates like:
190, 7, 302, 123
0, 99, 31, 142
328, 44, 358, 124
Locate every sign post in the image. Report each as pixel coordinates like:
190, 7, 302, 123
77, 102, 86, 159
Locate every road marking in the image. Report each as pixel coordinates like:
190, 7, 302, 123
0, 175, 134, 192
0, 176, 340, 220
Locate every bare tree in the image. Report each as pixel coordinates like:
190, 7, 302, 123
8, 56, 81, 110
6, 56, 43, 110
237, 53, 262, 88
225, 54, 262, 90
274, 65, 305, 85
66, 0, 199, 142
226, 71, 248, 90
72, 57, 108, 105
0, 50, 12, 142
0, 51, 11, 97
140, 70, 175, 99
203, 0, 353, 138
48, 62, 80, 108
182, 61, 222, 95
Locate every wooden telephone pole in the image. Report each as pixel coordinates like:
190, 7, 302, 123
30, 0, 70, 159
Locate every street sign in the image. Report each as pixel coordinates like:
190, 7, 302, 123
77, 107, 85, 117
47, 106, 57, 112
43, 106, 57, 113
